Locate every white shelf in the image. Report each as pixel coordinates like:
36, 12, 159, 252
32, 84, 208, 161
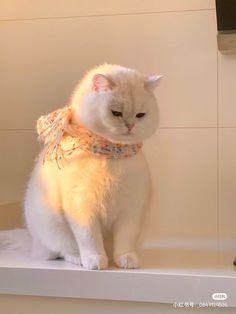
1, 243, 236, 306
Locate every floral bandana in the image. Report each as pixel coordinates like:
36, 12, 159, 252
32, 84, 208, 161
37, 106, 143, 168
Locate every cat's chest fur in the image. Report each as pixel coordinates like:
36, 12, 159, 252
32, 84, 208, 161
39, 150, 150, 228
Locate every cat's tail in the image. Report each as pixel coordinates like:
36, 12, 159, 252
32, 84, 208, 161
0, 229, 31, 252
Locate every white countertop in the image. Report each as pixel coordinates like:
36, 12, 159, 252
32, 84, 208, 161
1, 242, 236, 307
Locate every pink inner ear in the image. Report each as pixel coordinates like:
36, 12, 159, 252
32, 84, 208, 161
92, 74, 112, 92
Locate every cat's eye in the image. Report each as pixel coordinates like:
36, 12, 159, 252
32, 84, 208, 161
136, 112, 146, 118
111, 110, 123, 117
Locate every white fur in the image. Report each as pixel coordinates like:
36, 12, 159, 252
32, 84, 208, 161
23, 64, 161, 270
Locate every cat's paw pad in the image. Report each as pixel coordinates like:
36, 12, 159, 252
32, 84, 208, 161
64, 254, 81, 266
114, 252, 139, 269
82, 254, 108, 270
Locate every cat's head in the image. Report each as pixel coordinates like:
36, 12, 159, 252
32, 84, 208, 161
71, 64, 162, 144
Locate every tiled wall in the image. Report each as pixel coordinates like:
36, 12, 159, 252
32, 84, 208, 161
1, 1, 235, 246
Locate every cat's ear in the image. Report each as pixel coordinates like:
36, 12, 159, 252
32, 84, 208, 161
92, 74, 115, 92
144, 75, 163, 91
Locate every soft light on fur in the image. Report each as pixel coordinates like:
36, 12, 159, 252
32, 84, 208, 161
72, 64, 162, 144
23, 64, 162, 270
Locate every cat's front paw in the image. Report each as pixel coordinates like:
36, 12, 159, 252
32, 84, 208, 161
82, 254, 108, 270
114, 252, 139, 269
64, 253, 81, 266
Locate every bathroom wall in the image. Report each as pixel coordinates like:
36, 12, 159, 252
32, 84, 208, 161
0, 0, 235, 249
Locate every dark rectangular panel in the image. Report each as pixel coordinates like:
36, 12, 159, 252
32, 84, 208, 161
216, 0, 236, 31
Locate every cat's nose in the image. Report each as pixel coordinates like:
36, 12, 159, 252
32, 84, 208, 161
126, 123, 135, 131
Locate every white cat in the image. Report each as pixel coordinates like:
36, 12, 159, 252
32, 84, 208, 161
16, 64, 162, 270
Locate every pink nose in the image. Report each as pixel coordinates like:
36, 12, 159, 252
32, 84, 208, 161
126, 123, 135, 131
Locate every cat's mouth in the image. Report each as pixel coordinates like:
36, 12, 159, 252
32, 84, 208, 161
117, 132, 138, 143
123, 128, 135, 135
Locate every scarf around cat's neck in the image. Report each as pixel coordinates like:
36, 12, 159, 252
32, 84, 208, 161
37, 106, 143, 168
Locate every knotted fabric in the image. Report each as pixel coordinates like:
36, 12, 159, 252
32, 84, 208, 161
37, 106, 142, 168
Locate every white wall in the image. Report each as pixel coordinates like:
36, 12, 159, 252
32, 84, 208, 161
1, 0, 234, 244
1, 0, 224, 242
